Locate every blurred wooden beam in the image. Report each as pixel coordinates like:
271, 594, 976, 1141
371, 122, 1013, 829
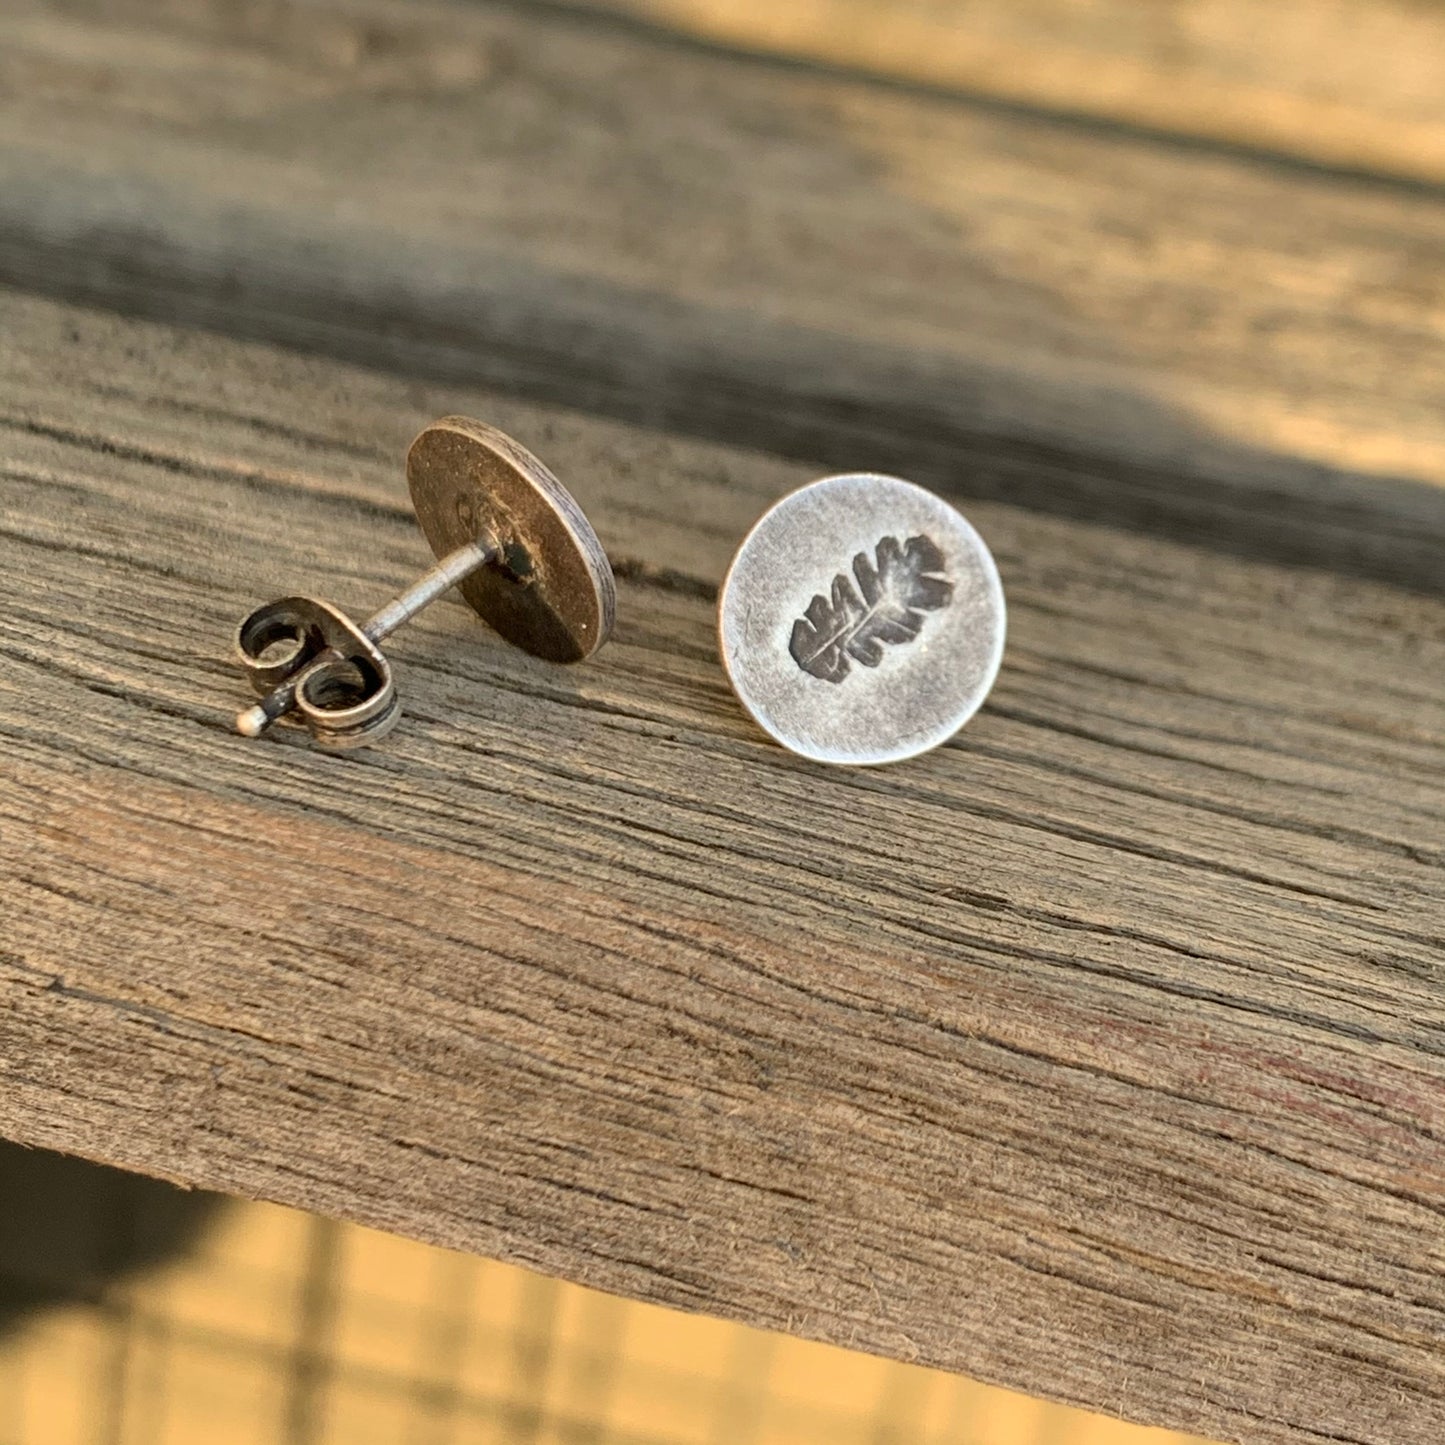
1, 0, 1444, 590
567, 0, 1445, 187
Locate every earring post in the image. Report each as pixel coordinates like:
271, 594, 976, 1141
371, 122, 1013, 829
362, 538, 497, 642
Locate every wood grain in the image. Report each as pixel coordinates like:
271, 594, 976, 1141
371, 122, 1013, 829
2, 0, 1445, 596
2, 290, 1443, 1445
0, 1, 1442, 1442
567, 0, 1445, 186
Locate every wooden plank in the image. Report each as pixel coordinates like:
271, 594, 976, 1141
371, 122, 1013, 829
566, 0, 1445, 187
1, 0, 1444, 602
2, 290, 1443, 1445
0, 1, 1443, 1440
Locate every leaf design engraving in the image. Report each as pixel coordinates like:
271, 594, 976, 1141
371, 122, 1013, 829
789, 534, 954, 683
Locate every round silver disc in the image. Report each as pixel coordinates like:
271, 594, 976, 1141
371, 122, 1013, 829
718, 474, 1006, 765
407, 417, 615, 663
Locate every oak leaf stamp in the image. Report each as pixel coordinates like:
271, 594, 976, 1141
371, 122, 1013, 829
789, 534, 954, 684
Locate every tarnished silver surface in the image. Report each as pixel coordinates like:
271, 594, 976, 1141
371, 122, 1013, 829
236, 594, 400, 749
718, 474, 1006, 765
407, 417, 615, 664
232, 416, 615, 748
233, 553, 490, 749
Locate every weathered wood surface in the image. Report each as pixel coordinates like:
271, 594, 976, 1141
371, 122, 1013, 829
0, 2, 1443, 1443
5, 0, 1445, 598
572, 0, 1445, 186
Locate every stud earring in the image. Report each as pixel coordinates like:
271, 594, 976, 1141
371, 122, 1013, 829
234, 416, 615, 749
717, 473, 1005, 765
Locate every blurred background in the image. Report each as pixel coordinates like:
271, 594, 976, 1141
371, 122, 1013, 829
0, 1143, 1209, 1445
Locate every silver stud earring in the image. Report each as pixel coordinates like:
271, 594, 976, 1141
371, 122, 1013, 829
718, 474, 1005, 765
234, 416, 614, 749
